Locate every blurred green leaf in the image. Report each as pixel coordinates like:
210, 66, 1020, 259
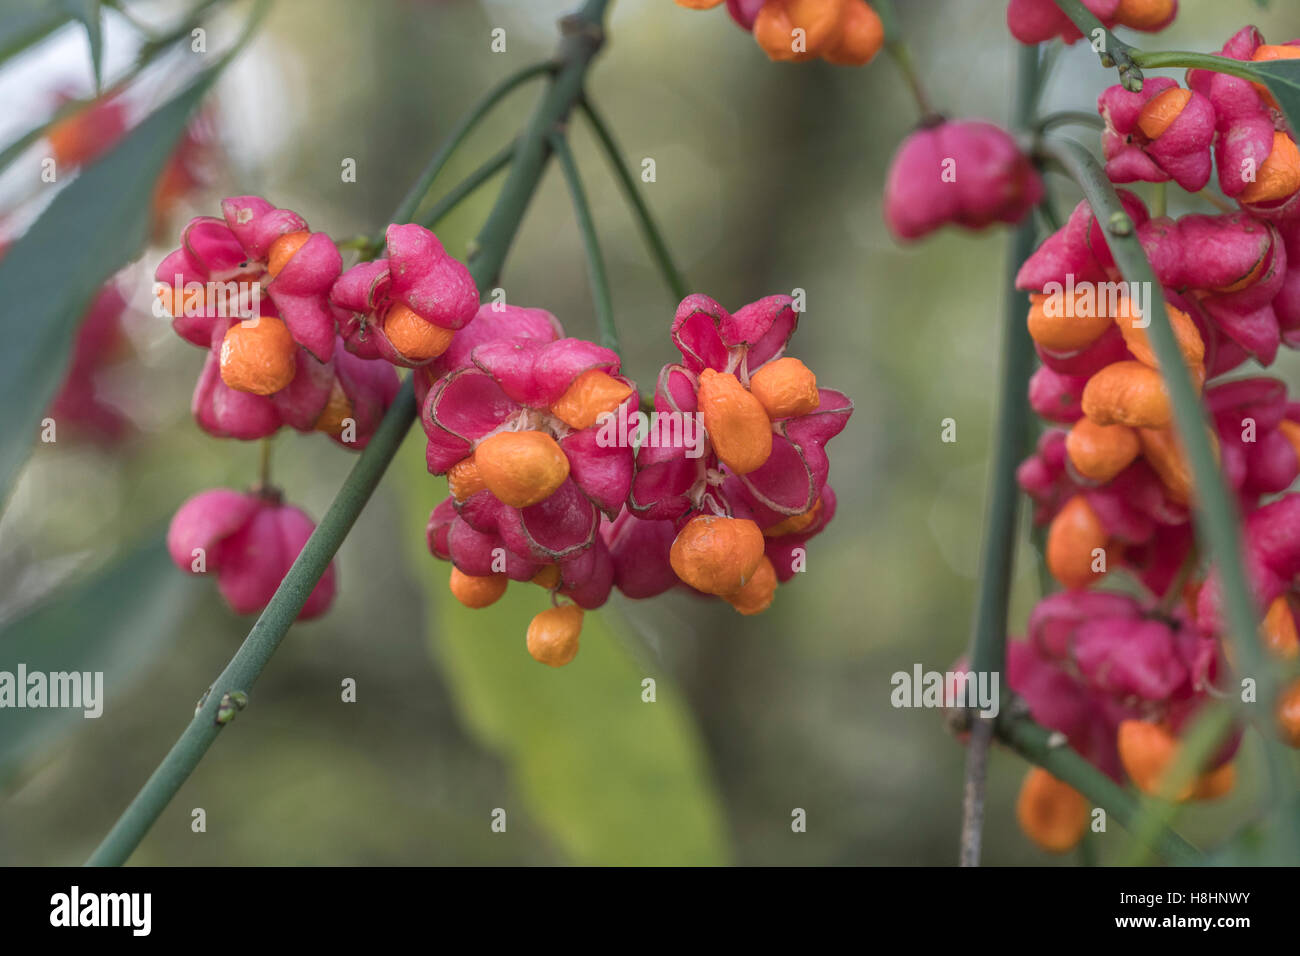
0, 0, 71, 66
0, 533, 197, 784
395, 439, 729, 865
63, 0, 103, 90
0, 69, 222, 512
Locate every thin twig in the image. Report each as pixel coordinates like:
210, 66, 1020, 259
956, 42, 1040, 868
550, 130, 618, 353
578, 98, 689, 302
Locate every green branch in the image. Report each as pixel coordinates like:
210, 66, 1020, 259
86, 0, 614, 868
1050, 0, 1143, 89
387, 60, 556, 237
550, 131, 618, 353
997, 712, 1202, 866
578, 98, 689, 302
957, 43, 1040, 867
415, 141, 515, 230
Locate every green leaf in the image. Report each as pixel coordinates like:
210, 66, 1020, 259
63, 0, 103, 90
0, 70, 220, 513
0, 0, 72, 66
0, 533, 197, 784
1245, 58, 1300, 135
394, 439, 730, 865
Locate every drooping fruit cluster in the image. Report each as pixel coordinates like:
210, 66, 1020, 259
674, 0, 884, 66
159, 196, 483, 620
1004, 21, 1300, 853
419, 292, 851, 666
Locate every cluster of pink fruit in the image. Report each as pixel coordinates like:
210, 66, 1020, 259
159, 196, 852, 662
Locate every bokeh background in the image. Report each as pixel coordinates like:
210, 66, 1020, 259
2, 0, 1299, 866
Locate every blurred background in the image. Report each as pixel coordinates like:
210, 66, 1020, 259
2, 0, 1299, 866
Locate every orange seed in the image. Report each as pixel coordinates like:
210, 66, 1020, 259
1238, 131, 1300, 205
724, 556, 777, 615
448, 567, 508, 609
313, 379, 353, 436
763, 498, 823, 538
1081, 360, 1172, 428
447, 456, 487, 502
266, 230, 311, 279
1137, 426, 1203, 505
1026, 292, 1114, 353
1113, 0, 1176, 30
698, 368, 773, 475
1046, 494, 1110, 590
549, 369, 634, 430
383, 304, 455, 361
474, 430, 570, 509
1262, 595, 1299, 660
1114, 301, 1204, 380
531, 565, 561, 589
749, 357, 820, 419
219, 315, 297, 396
1016, 767, 1089, 853
526, 604, 583, 667
1276, 678, 1300, 748
669, 515, 766, 596
1066, 418, 1141, 483
1117, 720, 1234, 801
1137, 87, 1192, 140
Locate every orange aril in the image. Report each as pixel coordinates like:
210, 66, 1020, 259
266, 230, 311, 279
1066, 418, 1140, 483
526, 605, 583, 666
749, 357, 820, 419
698, 368, 773, 475
549, 369, 634, 430
218, 315, 297, 396
475, 430, 570, 509
383, 303, 454, 361
1016, 768, 1089, 853
669, 515, 766, 595
449, 567, 508, 609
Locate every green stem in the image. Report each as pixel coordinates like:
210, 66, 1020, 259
578, 98, 689, 302
1198, 189, 1235, 214
415, 141, 515, 230
86, 0, 614, 868
1032, 110, 1104, 133
874, 0, 934, 118
550, 131, 618, 353
997, 713, 1202, 866
1050, 0, 1142, 89
1151, 180, 1167, 218
256, 436, 273, 491
1130, 49, 1262, 85
957, 43, 1040, 867
468, 2, 609, 290
387, 60, 556, 233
